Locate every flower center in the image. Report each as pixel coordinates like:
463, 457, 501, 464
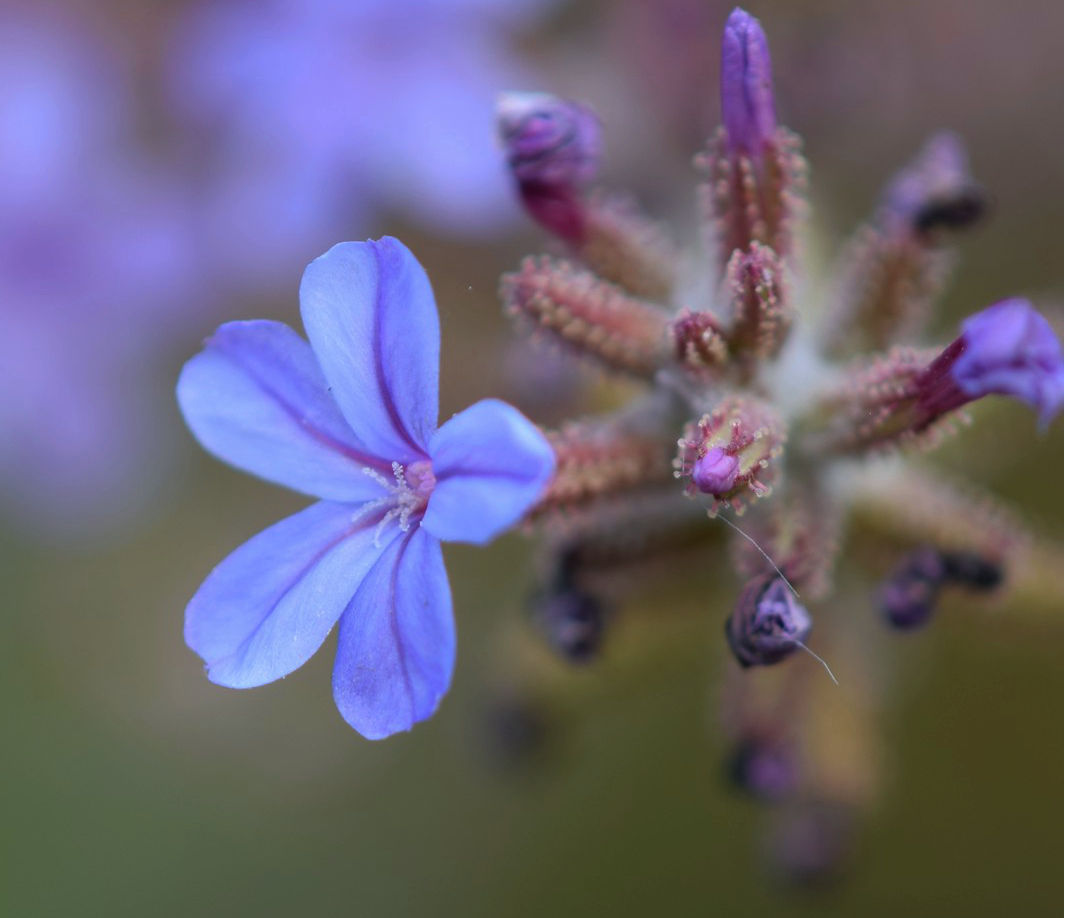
360, 460, 436, 545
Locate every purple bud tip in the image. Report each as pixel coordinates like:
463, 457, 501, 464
729, 739, 799, 801
727, 574, 811, 667
496, 92, 602, 188
941, 551, 1003, 591
951, 298, 1064, 428
766, 802, 854, 886
720, 8, 777, 155
692, 446, 740, 494
883, 132, 985, 234
877, 547, 945, 630
534, 585, 607, 663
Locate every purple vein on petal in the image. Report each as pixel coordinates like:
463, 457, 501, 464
214, 332, 393, 473
221, 506, 390, 671
371, 244, 425, 458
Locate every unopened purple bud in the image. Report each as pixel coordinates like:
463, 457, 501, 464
497, 92, 601, 189
729, 738, 799, 801
951, 298, 1064, 428
692, 446, 740, 494
882, 132, 985, 235
941, 551, 1003, 591
533, 585, 607, 664
720, 8, 777, 155
765, 802, 854, 886
877, 547, 946, 630
726, 574, 811, 668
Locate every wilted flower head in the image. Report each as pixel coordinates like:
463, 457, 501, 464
726, 575, 811, 668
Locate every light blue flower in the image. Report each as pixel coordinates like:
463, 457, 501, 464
177, 238, 556, 738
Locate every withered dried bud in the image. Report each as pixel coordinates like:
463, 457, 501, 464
532, 583, 608, 663
728, 736, 799, 801
726, 574, 811, 668
877, 546, 946, 630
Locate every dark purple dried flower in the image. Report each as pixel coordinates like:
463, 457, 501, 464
881, 131, 985, 235
879, 546, 1005, 630
720, 8, 776, 155
941, 551, 1003, 590
877, 547, 947, 630
533, 584, 608, 663
729, 737, 799, 801
726, 574, 811, 667
765, 802, 854, 887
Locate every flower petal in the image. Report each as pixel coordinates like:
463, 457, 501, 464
177, 320, 390, 501
299, 238, 439, 462
422, 398, 555, 545
953, 299, 1064, 427
185, 500, 401, 688
332, 527, 454, 740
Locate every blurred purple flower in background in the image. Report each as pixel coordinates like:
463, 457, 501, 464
0, 0, 551, 536
168, 0, 552, 290
178, 238, 555, 738
0, 8, 203, 532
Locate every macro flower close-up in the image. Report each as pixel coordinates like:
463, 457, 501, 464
2, 2, 1061, 916
178, 237, 554, 738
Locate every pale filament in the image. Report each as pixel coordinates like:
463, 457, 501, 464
359, 462, 430, 547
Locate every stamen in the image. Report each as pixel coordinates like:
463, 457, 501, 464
360, 461, 432, 547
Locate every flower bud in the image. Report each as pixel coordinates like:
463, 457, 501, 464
720, 8, 777, 156
726, 573, 811, 668
765, 802, 854, 886
692, 446, 740, 494
497, 92, 601, 188
877, 547, 946, 630
533, 584, 607, 663
675, 396, 784, 514
501, 256, 672, 379
728, 737, 799, 801
916, 298, 1064, 430
941, 551, 1003, 591
497, 92, 601, 243
725, 241, 791, 361
882, 132, 985, 236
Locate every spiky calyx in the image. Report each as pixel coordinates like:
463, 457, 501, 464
725, 241, 791, 362
500, 256, 672, 379
533, 419, 676, 516
675, 396, 785, 515
698, 126, 808, 274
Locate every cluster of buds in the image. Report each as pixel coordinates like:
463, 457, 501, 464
494, 7, 1062, 881
877, 545, 1003, 630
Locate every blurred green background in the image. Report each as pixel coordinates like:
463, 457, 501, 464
2, 1, 1061, 915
